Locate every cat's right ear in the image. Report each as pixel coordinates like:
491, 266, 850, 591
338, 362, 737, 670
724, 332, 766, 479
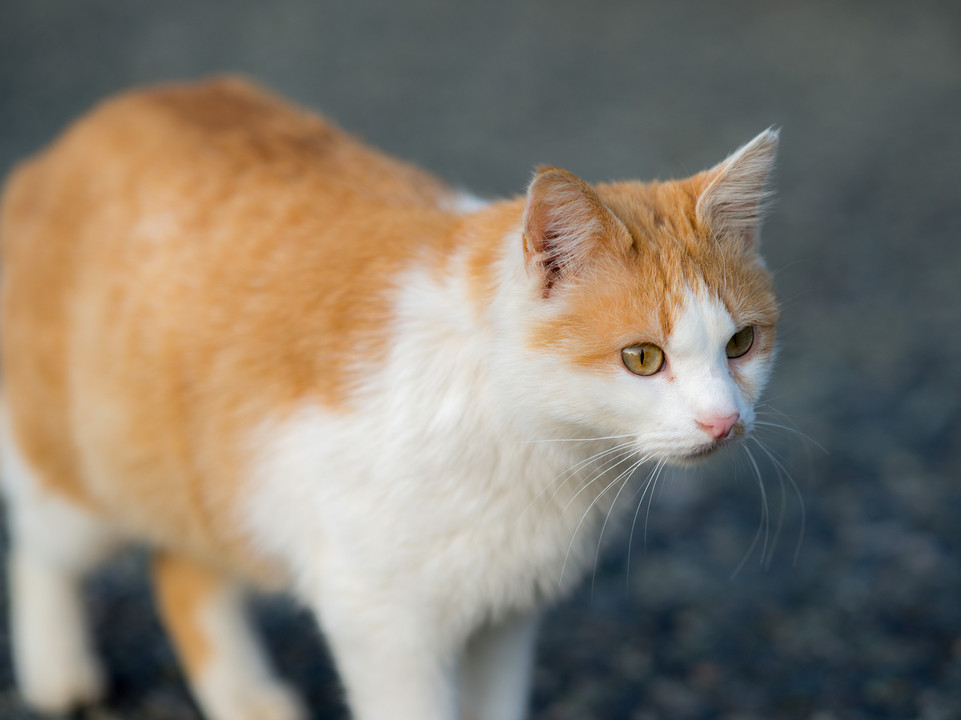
523, 167, 630, 296
696, 129, 779, 249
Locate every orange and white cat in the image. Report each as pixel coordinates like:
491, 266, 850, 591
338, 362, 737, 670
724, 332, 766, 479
0, 77, 779, 720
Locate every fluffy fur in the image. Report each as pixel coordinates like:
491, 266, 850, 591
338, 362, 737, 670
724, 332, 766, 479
0, 77, 779, 720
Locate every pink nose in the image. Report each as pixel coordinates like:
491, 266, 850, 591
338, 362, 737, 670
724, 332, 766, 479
697, 412, 739, 440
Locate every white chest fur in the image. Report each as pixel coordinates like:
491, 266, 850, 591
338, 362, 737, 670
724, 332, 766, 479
242, 260, 621, 641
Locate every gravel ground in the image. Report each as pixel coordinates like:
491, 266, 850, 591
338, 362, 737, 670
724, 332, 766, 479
1, 1, 960, 718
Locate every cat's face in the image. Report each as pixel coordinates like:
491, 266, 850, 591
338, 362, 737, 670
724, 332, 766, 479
518, 131, 779, 463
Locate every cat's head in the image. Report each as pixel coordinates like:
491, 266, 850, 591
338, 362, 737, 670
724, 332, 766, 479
515, 130, 780, 463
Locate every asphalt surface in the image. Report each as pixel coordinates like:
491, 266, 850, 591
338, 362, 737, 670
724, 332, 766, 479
1, 2, 960, 718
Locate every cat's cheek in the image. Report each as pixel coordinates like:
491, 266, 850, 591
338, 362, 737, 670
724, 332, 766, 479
729, 353, 774, 405
637, 375, 690, 434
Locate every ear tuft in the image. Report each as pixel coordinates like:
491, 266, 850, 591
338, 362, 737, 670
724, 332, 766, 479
523, 167, 625, 295
696, 129, 779, 246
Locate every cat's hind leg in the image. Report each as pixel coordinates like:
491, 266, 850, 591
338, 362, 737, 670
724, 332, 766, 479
152, 551, 307, 720
2, 428, 119, 713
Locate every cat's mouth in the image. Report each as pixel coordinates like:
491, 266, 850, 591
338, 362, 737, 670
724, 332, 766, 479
676, 423, 748, 463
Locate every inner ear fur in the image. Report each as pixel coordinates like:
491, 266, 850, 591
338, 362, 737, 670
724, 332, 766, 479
523, 167, 632, 295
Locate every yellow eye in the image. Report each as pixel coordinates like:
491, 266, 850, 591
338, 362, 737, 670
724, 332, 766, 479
726, 326, 755, 359
621, 343, 665, 376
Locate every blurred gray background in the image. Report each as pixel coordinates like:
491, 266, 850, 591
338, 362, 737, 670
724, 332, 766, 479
1, 1, 960, 718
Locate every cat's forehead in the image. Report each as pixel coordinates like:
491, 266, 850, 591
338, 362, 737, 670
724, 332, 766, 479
595, 179, 702, 244
595, 179, 778, 332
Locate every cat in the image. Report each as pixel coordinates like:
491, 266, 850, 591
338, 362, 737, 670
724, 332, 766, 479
0, 76, 779, 720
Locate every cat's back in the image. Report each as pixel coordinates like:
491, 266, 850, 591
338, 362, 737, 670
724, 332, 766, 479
0, 77, 466, 321
4, 76, 456, 217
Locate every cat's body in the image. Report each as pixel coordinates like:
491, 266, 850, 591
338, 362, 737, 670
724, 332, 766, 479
0, 77, 779, 720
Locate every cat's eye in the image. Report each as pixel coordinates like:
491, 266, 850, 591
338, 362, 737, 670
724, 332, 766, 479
726, 326, 755, 359
621, 343, 664, 376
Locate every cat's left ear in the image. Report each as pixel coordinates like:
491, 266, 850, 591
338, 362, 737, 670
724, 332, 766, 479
696, 128, 779, 248
523, 167, 632, 296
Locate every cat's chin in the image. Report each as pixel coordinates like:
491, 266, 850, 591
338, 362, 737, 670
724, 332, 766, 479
670, 438, 738, 466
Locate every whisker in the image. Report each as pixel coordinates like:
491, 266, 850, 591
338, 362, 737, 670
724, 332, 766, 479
753, 438, 788, 571
643, 460, 671, 553
555, 445, 637, 516
521, 441, 634, 522
750, 437, 806, 567
560, 454, 651, 588
549, 441, 635, 494
590, 457, 647, 598
754, 404, 815, 431
753, 418, 827, 454
752, 397, 805, 413
520, 433, 637, 444
730, 444, 770, 579
625, 459, 666, 589
770, 257, 811, 279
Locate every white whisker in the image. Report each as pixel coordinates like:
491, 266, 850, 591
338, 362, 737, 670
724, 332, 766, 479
520, 433, 637, 444
590, 457, 647, 598
520, 441, 634, 523
550, 445, 636, 518
753, 418, 827, 454
560, 454, 651, 588
625, 459, 666, 589
642, 460, 670, 552
750, 437, 806, 567
558, 450, 638, 518
731, 444, 770, 579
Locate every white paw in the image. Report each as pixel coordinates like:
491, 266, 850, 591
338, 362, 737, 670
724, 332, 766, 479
18, 654, 107, 715
202, 677, 308, 720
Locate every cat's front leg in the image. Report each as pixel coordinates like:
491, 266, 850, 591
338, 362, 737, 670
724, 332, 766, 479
313, 577, 460, 720
460, 612, 539, 720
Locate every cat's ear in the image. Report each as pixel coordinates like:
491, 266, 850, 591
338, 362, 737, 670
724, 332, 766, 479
696, 129, 779, 248
523, 167, 631, 295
